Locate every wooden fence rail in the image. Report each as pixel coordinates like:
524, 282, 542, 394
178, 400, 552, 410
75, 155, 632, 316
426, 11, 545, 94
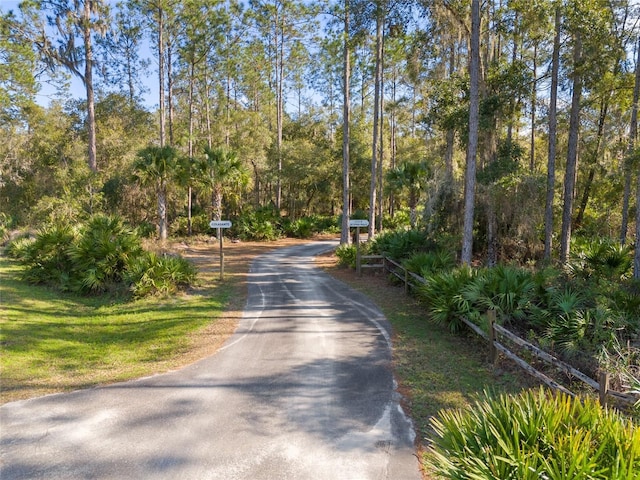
368, 254, 639, 408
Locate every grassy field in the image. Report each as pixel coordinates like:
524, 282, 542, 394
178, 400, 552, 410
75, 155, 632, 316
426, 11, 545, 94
0, 255, 233, 402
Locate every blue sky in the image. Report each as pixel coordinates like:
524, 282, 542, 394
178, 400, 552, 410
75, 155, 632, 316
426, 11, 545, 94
1, 0, 159, 109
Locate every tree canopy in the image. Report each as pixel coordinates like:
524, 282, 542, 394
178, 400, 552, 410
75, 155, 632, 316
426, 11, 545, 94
1, 0, 639, 276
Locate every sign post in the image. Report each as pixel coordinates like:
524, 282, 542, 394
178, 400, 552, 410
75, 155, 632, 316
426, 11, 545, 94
209, 220, 232, 280
348, 219, 369, 276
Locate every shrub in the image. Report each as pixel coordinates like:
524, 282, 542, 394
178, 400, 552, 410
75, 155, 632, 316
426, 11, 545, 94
402, 250, 455, 276
4, 235, 36, 261
427, 388, 640, 479
461, 265, 537, 325
285, 217, 315, 238
312, 215, 340, 234
382, 209, 411, 230
125, 251, 197, 298
417, 266, 479, 332
170, 214, 211, 236
369, 229, 431, 261
135, 221, 156, 238
543, 307, 620, 361
283, 215, 340, 238
68, 215, 143, 294
335, 244, 357, 268
19, 224, 77, 289
233, 206, 282, 241
0, 213, 14, 244
568, 237, 633, 281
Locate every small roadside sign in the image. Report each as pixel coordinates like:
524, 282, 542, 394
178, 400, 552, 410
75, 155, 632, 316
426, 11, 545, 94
209, 220, 232, 281
209, 220, 232, 229
348, 219, 369, 228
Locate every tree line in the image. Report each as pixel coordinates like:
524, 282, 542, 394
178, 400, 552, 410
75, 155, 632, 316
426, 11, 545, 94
1, 0, 639, 276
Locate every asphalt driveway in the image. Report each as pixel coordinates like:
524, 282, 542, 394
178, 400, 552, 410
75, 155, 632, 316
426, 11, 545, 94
0, 241, 420, 479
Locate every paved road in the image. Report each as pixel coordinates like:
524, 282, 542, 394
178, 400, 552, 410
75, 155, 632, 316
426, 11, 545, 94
1, 241, 421, 479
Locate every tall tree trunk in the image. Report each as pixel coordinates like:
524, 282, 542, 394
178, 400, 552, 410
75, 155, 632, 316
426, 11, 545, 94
621, 36, 640, 245
530, 43, 537, 172
389, 64, 397, 218
544, 6, 561, 261
377, 52, 384, 234
167, 37, 174, 146
83, 0, 97, 173
560, 32, 583, 264
275, 8, 285, 211
158, 4, 165, 147
187, 60, 195, 236
461, 0, 480, 265
340, 0, 351, 245
575, 99, 608, 227
634, 172, 640, 279
368, 5, 383, 239
204, 68, 212, 148
158, 180, 167, 240
444, 45, 456, 181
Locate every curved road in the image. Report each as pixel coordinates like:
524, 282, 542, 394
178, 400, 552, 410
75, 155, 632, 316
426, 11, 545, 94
1, 241, 420, 479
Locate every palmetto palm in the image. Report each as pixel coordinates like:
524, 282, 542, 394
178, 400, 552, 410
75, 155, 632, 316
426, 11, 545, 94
386, 160, 429, 228
133, 145, 179, 240
198, 147, 249, 221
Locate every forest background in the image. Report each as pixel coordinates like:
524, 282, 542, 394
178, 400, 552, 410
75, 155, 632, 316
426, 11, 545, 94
1, 0, 640, 272
3, 2, 640, 474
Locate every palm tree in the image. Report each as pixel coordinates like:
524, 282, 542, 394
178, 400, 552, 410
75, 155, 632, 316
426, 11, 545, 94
199, 147, 249, 221
133, 145, 178, 240
386, 160, 428, 228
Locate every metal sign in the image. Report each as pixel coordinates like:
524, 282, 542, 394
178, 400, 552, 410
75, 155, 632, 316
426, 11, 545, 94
209, 220, 232, 229
348, 219, 369, 228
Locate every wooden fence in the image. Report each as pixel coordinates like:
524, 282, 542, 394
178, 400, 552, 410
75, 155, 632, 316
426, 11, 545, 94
357, 253, 639, 408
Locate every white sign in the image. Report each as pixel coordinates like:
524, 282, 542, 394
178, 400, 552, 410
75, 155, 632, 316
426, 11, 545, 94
348, 219, 369, 228
209, 220, 232, 229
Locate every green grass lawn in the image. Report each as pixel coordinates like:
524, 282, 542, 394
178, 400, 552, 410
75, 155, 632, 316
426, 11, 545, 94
0, 255, 232, 402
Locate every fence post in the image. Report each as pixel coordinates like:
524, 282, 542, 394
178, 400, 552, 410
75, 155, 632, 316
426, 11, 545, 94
404, 268, 409, 295
488, 310, 497, 365
599, 371, 610, 407
355, 227, 361, 277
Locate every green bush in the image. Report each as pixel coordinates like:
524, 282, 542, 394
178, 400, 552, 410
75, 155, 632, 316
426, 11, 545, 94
382, 209, 411, 231
369, 229, 431, 261
335, 244, 357, 268
402, 250, 455, 276
311, 215, 340, 234
19, 224, 77, 289
135, 221, 156, 238
427, 388, 640, 479
0, 213, 14, 244
233, 206, 282, 241
568, 237, 633, 281
125, 251, 197, 298
285, 217, 315, 238
170, 214, 211, 236
284, 215, 340, 237
68, 215, 143, 294
10, 215, 196, 299
461, 264, 537, 325
417, 266, 479, 332
4, 235, 36, 260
